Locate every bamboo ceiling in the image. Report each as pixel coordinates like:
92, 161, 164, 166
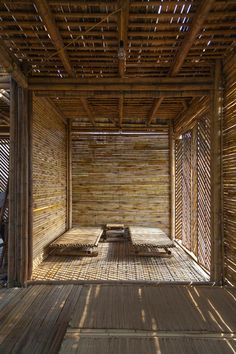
0, 0, 235, 130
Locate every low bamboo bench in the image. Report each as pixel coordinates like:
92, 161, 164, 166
129, 226, 175, 257
49, 227, 104, 257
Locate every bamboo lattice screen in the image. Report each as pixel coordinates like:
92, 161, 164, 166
174, 102, 211, 272
0, 138, 9, 221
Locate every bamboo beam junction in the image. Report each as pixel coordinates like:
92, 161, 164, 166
0, 40, 27, 88
79, 98, 96, 126
34, 0, 74, 77
146, 97, 164, 126
118, 0, 129, 77
169, 0, 215, 76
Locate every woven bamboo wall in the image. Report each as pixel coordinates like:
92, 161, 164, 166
72, 132, 170, 233
174, 98, 211, 271
223, 54, 236, 285
32, 97, 67, 268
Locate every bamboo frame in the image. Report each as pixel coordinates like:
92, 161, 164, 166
210, 61, 223, 284
8, 79, 32, 287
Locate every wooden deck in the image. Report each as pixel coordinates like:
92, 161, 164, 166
0, 284, 235, 354
32, 242, 208, 282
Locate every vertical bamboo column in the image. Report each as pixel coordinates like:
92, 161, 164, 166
210, 60, 223, 284
169, 122, 175, 240
67, 120, 72, 229
8, 79, 32, 287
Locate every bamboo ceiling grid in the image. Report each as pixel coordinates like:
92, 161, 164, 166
0, 1, 235, 130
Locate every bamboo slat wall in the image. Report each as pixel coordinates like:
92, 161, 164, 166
174, 98, 211, 271
197, 116, 211, 271
223, 54, 236, 285
72, 132, 170, 233
32, 97, 67, 268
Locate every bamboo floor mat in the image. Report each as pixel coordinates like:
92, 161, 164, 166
32, 242, 208, 282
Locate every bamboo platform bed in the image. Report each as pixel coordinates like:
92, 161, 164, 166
32, 242, 208, 283
129, 227, 174, 257
0, 284, 235, 353
49, 227, 103, 257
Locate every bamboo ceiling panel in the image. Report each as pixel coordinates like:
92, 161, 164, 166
72, 133, 170, 231
129, 226, 174, 247
32, 96, 67, 267
223, 53, 236, 286
0, 1, 235, 78
49, 227, 103, 248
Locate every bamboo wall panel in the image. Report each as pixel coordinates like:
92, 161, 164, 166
174, 98, 211, 271
72, 133, 170, 233
223, 54, 236, 285
182, 132, 192, 250
197, 116, 211, 271
175, 140, 183, 240
32, 97, 67, 268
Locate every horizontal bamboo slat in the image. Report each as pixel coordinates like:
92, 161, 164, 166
72, 133, 170, 232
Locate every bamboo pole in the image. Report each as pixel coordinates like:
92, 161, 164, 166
210, 60, 223, 284
169, 122, 175, 240
67, 120, 72, 229
8, 79, 32, 287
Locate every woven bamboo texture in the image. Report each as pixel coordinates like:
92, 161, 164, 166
129, 226, 174, 248
72, 133, 170, 231
223, 54, 236, 285
32, 97, 67, 268
49, 227, 103, 249
32, 242, 208, 282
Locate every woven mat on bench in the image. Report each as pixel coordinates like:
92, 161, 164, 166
129, 227, 174, 248
49, 227, 103, 249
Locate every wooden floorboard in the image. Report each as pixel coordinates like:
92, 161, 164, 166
0, 285, 235, 354
32, 242, 208, 282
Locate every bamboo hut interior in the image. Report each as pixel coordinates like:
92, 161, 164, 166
0, 1, 236, 352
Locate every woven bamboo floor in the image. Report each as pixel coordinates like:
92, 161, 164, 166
0, 284, 235, 354
32, 242, 208, 282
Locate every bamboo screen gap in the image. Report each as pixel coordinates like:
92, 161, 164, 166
175, 115, 211, 272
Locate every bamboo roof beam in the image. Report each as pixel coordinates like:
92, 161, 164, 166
79, 98, 96, 127
146, 97, 164, 126
118, 0, 129, 77
169, 0, 215, 76
119, 96, 124, 127
0, 41, 27, 88
34, 0, 74, 77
